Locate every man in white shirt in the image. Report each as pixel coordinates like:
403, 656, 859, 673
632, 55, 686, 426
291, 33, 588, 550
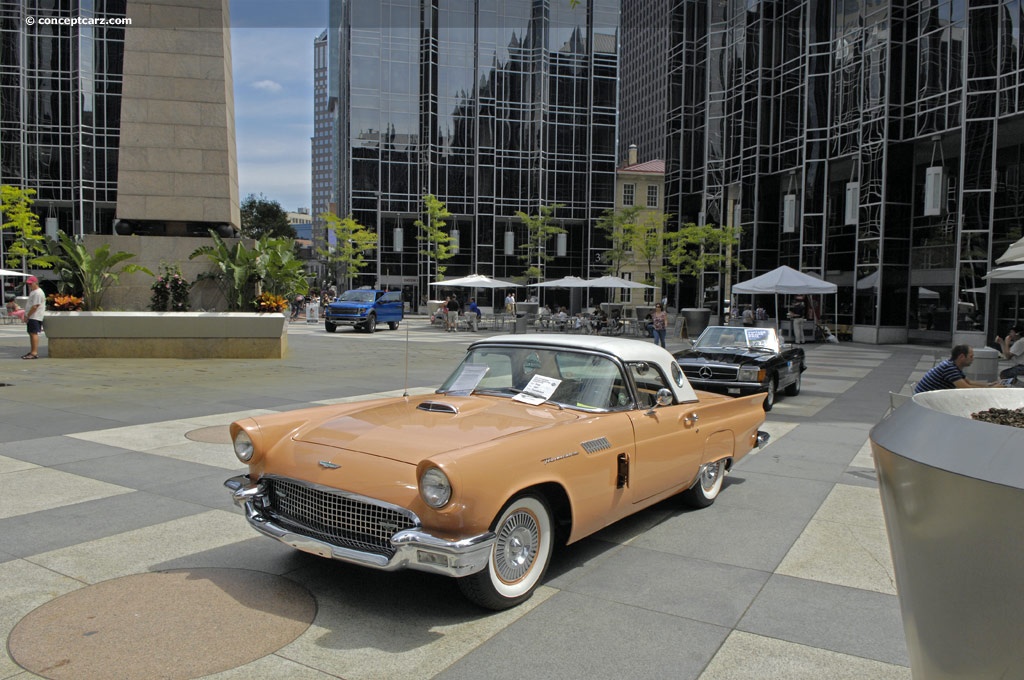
996, 326, 1024, 380
23, 275, 45, 359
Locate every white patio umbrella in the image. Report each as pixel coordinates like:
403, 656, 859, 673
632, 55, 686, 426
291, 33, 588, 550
531, 276, 591, 288
429, 274, 521, 288
585, 275, 655, 289
0, 268, 30, 277
996, 236, 1024, 264
984, 263, 1024, 281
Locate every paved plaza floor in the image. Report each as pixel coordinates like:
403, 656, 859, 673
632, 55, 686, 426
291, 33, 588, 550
0, 318, 942, 679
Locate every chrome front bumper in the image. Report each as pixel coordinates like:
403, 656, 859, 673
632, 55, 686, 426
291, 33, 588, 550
225, 475, 495, 578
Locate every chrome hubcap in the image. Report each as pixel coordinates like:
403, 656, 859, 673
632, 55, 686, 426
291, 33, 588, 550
701, 462, 721, 492
494, 510, 539, 583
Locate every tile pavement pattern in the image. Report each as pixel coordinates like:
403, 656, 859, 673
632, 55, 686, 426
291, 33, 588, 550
0, 320, 940, 679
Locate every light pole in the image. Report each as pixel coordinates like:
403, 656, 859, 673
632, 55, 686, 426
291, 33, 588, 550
375, 191, 381, 288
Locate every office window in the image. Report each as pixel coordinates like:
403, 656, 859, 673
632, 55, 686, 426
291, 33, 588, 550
623, 183, 635, 206
646, 184, 658, 208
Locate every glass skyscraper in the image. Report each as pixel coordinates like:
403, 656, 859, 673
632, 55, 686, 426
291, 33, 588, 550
329, 0, 619, 308
1, 0, 127, 236
664, 1, 1024, 344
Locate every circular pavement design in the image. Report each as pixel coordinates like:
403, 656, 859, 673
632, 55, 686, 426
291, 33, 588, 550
184, 425, 232, 444
9, 568, 316, 680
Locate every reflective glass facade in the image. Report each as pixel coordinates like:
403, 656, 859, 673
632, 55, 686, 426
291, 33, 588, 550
0, 0, 126, 236
330, 0, 619, 306
665, 0, 1024, 344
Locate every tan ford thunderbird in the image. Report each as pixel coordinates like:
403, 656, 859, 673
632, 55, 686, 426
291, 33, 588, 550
225, 335, 769, 609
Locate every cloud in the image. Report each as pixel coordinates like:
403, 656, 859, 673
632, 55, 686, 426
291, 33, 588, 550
251, 79, 283, 93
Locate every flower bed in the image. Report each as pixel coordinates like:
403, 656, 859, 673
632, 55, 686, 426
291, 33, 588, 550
44, 311, 287, 359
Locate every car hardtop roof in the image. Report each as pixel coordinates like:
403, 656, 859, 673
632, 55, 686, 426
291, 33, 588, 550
470, 334, 700, 403
472, 334, 676, 364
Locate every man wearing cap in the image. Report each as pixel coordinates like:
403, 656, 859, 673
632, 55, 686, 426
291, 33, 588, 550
23, 276, 44, 359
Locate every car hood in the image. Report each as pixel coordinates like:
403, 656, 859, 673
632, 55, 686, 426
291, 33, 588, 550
296, 395, 582, 463
676, 348, 773, 363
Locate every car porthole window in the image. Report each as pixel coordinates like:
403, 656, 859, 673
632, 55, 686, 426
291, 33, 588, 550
672, 362, 685, 388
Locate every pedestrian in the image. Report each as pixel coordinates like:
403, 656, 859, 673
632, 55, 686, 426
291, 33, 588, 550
742, 305, 754, 327
995, 326, 1024, 380
467, 297, 481, 331
446, 294, 461, 331
650, 302, 668, 348
914, 345, 1002, 393
23, 275, 45, 359
788, 296, 806, 344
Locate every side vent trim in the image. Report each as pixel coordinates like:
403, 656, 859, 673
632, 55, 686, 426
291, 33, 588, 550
581, 437, 611, 454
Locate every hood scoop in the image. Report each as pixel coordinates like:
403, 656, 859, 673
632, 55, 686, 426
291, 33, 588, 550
416, 400, 459, 414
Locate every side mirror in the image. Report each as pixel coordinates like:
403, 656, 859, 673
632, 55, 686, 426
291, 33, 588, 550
655, 388, 673, 407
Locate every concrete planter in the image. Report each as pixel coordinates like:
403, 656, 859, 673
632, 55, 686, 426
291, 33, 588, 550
871, 389, 1024, 679
44, 311, 287, 359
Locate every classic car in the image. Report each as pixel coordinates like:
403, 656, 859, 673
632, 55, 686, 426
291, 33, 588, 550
225, 335, 769, 610
324, 289, 403, 333
673, 325, 806, 411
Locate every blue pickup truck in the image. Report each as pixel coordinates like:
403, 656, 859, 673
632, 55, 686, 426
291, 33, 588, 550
324, 289, 404, 333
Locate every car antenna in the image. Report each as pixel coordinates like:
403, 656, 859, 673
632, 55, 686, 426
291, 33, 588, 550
403, 314, 411, 397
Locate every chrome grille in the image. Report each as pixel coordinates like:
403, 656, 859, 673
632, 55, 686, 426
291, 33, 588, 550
266, 479, 417, 558
683, 365, 739, 381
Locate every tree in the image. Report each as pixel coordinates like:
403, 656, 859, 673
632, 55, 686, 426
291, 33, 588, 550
595, 205, 644, 277
318, 212, 377, 291
633, 212, 670, 291
239, 193, 296, 240
414, 194, 454, 280
43, 231, 152, 310
0, 185, 49, 270
662, 222, 742, 307
515, 204, 565, 281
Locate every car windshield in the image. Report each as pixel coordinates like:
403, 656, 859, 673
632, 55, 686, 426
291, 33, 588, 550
695, 327, 780, 352
438, 346, 632, 411
338, 290, 377, 303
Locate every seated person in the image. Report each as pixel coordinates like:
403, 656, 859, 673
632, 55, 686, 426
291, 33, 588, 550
553, 306, 569, 330
995, 326, 1024, 380
914, 344, 1002, 393
6, 300, 25, 322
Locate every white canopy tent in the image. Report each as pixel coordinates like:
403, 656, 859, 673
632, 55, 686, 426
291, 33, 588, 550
731, 265, 839, 335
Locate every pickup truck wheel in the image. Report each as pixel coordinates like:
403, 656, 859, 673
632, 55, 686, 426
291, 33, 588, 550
682, 460, 724, 508
785, 371, 802, 396
364, 314, 376, 333
457, 494, 553, 610
325, 321, 337, 333
388, 320, 399, 330
763, 376, 777, 412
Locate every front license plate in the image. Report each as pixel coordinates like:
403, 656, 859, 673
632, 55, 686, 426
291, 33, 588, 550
285, 535, 333, 558
728, 388, 740, 394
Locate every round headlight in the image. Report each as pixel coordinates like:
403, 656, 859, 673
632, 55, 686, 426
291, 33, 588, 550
233, 430, 254, 462
419, 467, 452, 508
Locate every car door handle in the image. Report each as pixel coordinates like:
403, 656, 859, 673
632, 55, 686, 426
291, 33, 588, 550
683, 413, 699, 427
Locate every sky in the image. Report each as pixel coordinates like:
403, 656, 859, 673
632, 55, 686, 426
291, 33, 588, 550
228, 0, 329, 213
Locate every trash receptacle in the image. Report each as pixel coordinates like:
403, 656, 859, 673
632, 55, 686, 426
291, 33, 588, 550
679, 308, 712, 338
967, 346, 999, 382
514, 312, 528, 334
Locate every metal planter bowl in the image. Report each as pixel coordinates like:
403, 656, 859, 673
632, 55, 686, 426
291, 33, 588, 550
871, 389, 1024, 679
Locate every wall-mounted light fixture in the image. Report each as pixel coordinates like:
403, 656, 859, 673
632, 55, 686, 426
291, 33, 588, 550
556, 232, 567, 257
924, 135, 945, 217
393, 226, 403, 253
783, 170, 797, 233
450, 228, 460, 254
504, 230, 515, 255
845, 164, 859, 226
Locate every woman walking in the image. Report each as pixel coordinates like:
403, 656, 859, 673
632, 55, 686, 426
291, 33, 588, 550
651, 302, 668, 348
